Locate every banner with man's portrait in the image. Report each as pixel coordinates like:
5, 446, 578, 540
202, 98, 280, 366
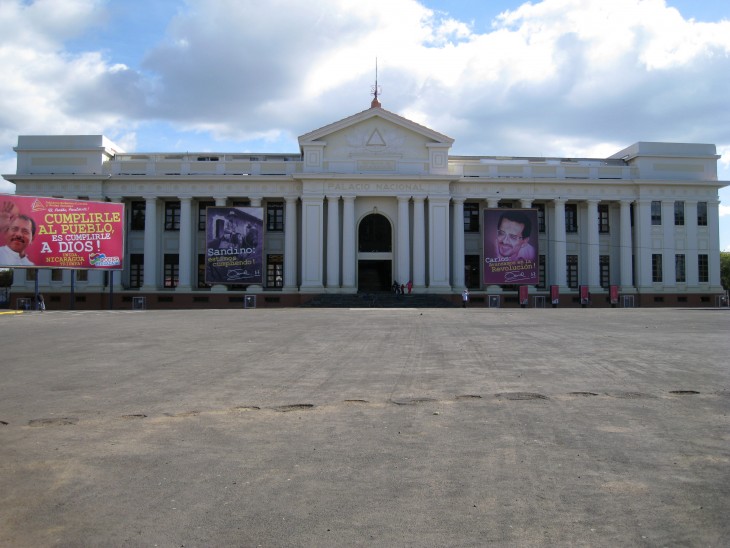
483, 208, 539, 285
205, 207, 264, 285
0, 194, 124, 269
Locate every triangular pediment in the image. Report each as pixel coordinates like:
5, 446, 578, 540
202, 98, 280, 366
298, 106, 454, 147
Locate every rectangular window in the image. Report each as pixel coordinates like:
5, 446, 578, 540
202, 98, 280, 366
698, 254, 709, 283
197, 254, 211, 288
267, 202, 285, 232
465, 255, 480, 289
565, 204, 578, 233
598, 204, 610, 233
600, 255, 610, 288
463, 203, 479, 233
130, 254, 144, 288
26, 268, 36, 281
651, 201, 662, 225
164, 201, 181, 231
674, 201, 685, 226
675, 254, 686, 283
536, 203, 546, 233
652, 254, 663, 283
266, 254, 284, 288
163, 254, 179, 288
567, 255, 578, 288
537, 255, 546, 289
76, 270, 88, 282
130, 201, 145, 231
697, 202, 708, 226
198, 201, 214, 231
49, 269, 62, 282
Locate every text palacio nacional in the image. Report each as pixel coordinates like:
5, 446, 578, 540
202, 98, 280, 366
5, 98, 727, 308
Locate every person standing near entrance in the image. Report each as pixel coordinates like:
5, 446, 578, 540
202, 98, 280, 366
462, 288, 469, 308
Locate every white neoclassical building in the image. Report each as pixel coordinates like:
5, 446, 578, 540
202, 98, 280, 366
4, 100, 727, 308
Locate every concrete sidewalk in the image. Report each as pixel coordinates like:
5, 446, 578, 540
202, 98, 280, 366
1, 308, 728, 547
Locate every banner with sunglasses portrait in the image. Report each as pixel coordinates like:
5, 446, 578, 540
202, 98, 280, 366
483, 208, 539, 285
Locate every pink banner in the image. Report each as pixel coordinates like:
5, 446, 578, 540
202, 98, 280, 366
0, 194, 124, 269
483, 208, 539, 285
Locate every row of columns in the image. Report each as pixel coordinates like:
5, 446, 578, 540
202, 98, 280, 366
132, 195, 718, 292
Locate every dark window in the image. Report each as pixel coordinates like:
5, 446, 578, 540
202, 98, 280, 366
537, 255, 546, 289
197, 254, 211, 288
651, 201, 661, 225
130, 201, 145, 231
164, 201, 181, 231
26, 269, 37, 281
198, 201, 214, 231
674, 201, 685, 226
76, 270, 88, 282
164, 254, 179, 288
675, 254, 686, 283
698, 254, 709, 283
465, 254, 480, 289
267, 254, 284, 288
130, 254, 144, 288
565, 204, 578, 233
463, 203, 479, 233
598, 204, 610, 233
359, 214, 391, 252
536, 203, 546, 233
267, 202, 284, 231
232, 200, 250, 207
697, 202, 708, 226
652, 254, 663, 283
51, 269, 63, 282
567, 255, 578, 288
600, 255, 610, 288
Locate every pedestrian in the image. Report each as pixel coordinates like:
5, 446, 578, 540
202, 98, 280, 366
37, 293, 45, 312
400, 283, 405, 295
462, 288, 469, 308
407, 280, 412, 294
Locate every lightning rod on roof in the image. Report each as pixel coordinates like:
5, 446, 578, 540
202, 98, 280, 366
371, 58, 382, 108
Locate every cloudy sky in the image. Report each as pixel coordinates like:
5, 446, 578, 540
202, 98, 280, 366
1, 0, 728, 249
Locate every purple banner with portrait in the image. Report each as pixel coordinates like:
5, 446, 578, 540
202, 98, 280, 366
205, 207, 263, 285
483, 208, 539, 285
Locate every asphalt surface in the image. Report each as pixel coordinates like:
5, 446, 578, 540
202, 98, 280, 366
1, 307, 728, 547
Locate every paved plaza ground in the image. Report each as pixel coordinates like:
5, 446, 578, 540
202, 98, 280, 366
1, 307, 728, 547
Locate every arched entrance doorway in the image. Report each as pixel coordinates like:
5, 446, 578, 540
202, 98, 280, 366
357, 213, 392, 292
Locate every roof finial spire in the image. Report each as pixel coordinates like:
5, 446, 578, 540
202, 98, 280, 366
370, 58, 381, 108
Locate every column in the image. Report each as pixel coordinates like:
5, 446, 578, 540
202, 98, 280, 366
586, 199, 600, 289
412, 197, 426, 288
635, 200, 653, 289
486, 199, 500, 292
210, 196, 228, 292
108, 196, 124, 293
326, 195, 340, 289
300, 196, 324, 292
551, 199, 567, 288
662, 200, 676, 287
250, 198, 261, 207
452, 198, 465, 290
341, 196, 356, 290
520, 199, 532, 208
284, 197, 298, 290
397, 196, 411, 285
176, 197, 193, 291
142, 196, 158, 290
707, 200, 722, 288
685, 201, 698, 286
428, 197, 451, 290
619, 200, 633, 290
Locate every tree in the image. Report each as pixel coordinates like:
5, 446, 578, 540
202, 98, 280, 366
721, 252, 730, 291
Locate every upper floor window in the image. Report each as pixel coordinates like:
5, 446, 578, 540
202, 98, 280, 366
566, 255, 578, 288
130, 201, 145, 231
674, 201, 685, 226
565, 204, 578, 233
164, 201, 181, 231
652, 254, 663, 283
463, 203, 479, 233
598, 204, 610, 233
651, 201, 662, 225
198, 201, 214, 231
536, 204, 546, 233
697, 202, 708, 226
267, 202, 284, 232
